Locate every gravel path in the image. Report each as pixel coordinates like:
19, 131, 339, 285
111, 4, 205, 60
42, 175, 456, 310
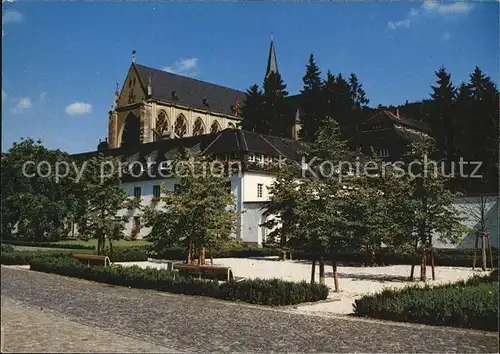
1, 266, 498, 353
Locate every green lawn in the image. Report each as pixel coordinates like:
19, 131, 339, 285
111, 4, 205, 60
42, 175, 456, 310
54, 239, 152, 248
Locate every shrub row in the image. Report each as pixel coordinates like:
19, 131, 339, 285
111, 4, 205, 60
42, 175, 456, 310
1, 239, 95, 250
152, 246, 499, 267
353, 272, 499, 331
1, 246, 149, 265
29, 255, 329, 306
152, 246, 277, 260
1, 249, 73, 265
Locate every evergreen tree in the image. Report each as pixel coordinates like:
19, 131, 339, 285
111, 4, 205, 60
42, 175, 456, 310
240, 84, 266, 133
348, 73, 370, 134
262, 72, 290, 138
467, 67, 499, 191
349, 73, 369, 110
429, 67, 457, 160
299, 54, 324, 142
323, 72, 355, 138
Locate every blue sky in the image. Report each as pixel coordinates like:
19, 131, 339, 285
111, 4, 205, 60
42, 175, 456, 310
2, 1, 498, 154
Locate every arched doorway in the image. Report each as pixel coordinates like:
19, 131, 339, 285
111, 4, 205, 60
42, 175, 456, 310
121, 113, 141, 148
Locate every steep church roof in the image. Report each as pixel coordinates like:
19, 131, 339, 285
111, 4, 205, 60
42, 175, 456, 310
133, 63, 245, 117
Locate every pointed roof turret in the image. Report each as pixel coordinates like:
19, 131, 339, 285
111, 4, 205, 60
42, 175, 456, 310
265, 33, 278, 78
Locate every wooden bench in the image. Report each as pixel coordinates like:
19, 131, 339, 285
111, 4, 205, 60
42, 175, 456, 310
173, 263, 234, 281
72, 253, 112, 267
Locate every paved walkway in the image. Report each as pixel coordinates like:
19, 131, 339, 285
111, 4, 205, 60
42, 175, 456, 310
1, 266, 498, 353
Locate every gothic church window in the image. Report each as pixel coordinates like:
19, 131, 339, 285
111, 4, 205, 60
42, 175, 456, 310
155, 111, 170, 141
210, 120, 221, 134
193, 118, 205, 136
174, 114, 188, 138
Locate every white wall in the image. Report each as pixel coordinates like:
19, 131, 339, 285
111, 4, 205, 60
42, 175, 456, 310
433, 195, 499, 249
241, 172, 276, 202
119, 174, 246, 241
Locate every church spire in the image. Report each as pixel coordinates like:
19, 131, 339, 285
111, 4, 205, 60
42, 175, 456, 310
265, 33, 278, 78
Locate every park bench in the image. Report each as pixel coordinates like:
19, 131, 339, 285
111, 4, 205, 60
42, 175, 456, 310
72, 253, 112, 267
173, 263, 234, 281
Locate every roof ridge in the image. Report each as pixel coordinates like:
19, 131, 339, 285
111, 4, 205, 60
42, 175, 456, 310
135, 63, 246, 94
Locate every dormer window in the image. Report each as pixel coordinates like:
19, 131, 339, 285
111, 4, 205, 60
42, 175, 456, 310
202, 97, 209, 108
172, 91, 179, 101
248, 153, 255, 162
379, 149, 390, 158
257, 154, 264, 163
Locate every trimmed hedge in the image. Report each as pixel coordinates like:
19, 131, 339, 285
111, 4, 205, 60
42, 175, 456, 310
353, 272, 499, 331
106, 246, 149, 262
153, 246, 277, 261
1, 240, 95, 250
1, 246, 148, 265
29, 255, 329, 306
1, 250, 74, 265
153, 247, 499, 267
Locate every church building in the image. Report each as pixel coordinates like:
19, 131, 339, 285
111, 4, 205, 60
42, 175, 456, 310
108, 39, 301, 150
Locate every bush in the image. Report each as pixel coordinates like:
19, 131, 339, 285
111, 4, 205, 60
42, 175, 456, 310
1, 250, 73, 265
353, 274, 499, 331
150, 246, 498, 267
29, 255, 329, 306
1, 243, 15, 253
1, 240, 95, 250
106, 246, 149, 262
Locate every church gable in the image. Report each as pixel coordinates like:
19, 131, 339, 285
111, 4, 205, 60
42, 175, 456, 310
117, 65, 147, 107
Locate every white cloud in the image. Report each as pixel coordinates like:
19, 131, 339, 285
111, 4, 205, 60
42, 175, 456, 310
2, 10, 23, 25
388, 19, 411, 30
388, 1, 474, 31
162, 58, 198, 76
39, 92, 47, 103
435, 2, 474, 14
11, 97, 32, 114
65, 102, 92, 116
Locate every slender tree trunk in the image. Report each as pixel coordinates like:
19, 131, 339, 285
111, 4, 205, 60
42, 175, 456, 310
420, 250, 427, 282
108, 237, 113, 257
209, 246, 214, 266
319, 257, 325, 285
371, 249, 376, 267
187, 238, 193, 264
310, 258, 316, 284
97, 235, 103, 255
430, 247, 435, 280
332, 257, 339, 292
487, 234, 494, 270
473, 233, 478, 270
198, 247, 205, 265
481, 232, 487, 271
410, 264, 415, 281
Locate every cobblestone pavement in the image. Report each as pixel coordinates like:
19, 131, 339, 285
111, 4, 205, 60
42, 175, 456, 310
1, 298, 175, 353
1, 266, 498, 353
